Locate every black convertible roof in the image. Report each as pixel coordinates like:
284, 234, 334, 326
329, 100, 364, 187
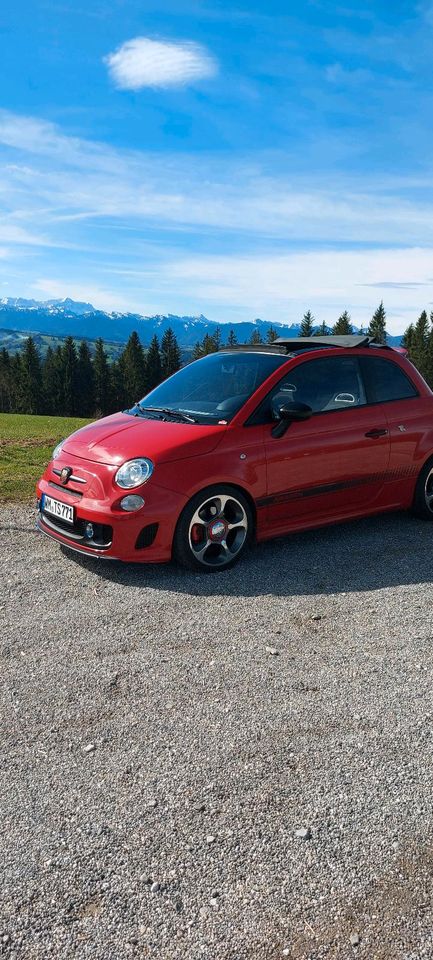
219, 335, 383, 355
275, 335, 371, 349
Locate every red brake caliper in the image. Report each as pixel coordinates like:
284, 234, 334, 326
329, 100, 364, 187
191, 524, 204, 544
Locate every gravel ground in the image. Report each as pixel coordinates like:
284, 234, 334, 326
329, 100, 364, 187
1, 503, 433, 960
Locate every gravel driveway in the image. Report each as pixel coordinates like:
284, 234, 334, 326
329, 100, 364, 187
1, 503, 433, 960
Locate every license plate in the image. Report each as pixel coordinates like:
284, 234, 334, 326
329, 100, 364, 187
42, 493, 74, 525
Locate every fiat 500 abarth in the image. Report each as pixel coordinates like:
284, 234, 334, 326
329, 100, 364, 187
36, 335, 433, 572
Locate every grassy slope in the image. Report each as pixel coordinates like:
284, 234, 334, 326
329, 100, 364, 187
0, 413, 92, 501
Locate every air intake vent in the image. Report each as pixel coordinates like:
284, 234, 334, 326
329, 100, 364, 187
135, 523, 159, 549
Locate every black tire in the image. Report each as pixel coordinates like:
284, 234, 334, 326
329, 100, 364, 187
173, 484, 254, 572
412, 458, 433, 520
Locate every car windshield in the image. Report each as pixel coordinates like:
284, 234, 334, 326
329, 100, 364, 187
128, 351, 288, 423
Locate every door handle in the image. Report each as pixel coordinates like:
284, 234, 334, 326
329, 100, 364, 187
365, 428, 388, 439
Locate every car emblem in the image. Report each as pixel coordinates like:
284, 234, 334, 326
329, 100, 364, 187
60, 466, 73, 485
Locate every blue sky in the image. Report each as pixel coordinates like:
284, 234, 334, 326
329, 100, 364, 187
1, 0, 433, 331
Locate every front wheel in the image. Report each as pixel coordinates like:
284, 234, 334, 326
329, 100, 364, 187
412, 458, 433, 520
173, 485, 253, 571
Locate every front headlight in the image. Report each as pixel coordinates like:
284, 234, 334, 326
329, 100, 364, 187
115, 458, 154, 489
52, 440, 65, 459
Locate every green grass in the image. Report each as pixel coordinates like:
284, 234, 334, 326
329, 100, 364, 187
0, 413, 92, 501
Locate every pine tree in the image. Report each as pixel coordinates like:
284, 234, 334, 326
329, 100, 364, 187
19, 336, 43, 414
76, 341, 95, 417
401, 323, 415, 353
119, 331, 147, 403
410, 310, 429, 380
62, 336, 78, 416
212, 326, 222, 350
0, 348, 13, 412
300, 310, 315, 337
191, 341, 203, 361
226, 329, 237, 346
266, 326, 278, 343
249, 328, 263, 345
42, 346, 64, 415
368, 301, 387, 344
108, 360, 125, 412
10, 354, 23, 412
93, 338, 111, 415
333, 311, 353, 336
145, 334, 162, 391
426, 312, 433, 388
314, 321, 330, 336
201, 333, 218, 355
161, 328, 181, 378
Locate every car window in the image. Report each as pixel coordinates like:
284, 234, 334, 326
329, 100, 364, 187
131, 351, 289, 423
251, 356, 366, 423
360, 357, 418, 403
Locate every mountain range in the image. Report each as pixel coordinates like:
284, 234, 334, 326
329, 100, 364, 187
0, 297, 403, 350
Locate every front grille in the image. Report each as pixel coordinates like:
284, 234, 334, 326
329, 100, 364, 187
135, 523, 159, 549
48, 481, 83, 498
40, 510, 113, 549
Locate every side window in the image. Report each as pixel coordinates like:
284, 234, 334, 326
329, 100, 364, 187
360, 357, 418, 403
251, 356, 366, 423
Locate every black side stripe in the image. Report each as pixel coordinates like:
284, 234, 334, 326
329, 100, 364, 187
256, 465, 418, 509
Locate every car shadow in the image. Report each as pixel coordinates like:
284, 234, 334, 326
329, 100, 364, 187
61, 510, 432, 597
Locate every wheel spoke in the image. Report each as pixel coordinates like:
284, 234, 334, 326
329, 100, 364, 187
190, 505, 211, 526
192, 538, 212, 560
227, 519, 247, 532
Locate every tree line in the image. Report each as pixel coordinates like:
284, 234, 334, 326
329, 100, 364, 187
1, 302, 433, 418
0, 329, 181, 417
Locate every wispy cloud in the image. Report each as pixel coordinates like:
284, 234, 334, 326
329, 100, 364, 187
1, 110, 433, 330
105, 37, 218, 90
33, 279, 132, 313
358, 281, 429, 289
154, 247, 433, 332
2, 112, 433, 244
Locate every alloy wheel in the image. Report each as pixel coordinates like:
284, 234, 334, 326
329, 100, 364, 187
424, 467, 433, 513
188, 493, 248, 568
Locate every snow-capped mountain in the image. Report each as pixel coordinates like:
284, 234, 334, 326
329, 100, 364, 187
0, 296, 95, 315
0, 296, 403, 346
0, 297, 303, 346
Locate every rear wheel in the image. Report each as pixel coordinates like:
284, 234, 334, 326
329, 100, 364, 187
174, 485, 253, 571
412, 458, 433, 520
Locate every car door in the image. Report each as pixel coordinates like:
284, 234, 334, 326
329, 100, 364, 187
256, 354, 391, 531
359, 355, 425, 502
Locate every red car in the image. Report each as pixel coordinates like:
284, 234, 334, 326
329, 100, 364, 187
36, 335, 433, 572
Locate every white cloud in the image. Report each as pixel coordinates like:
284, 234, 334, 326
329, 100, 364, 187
159, 247, 433, 333
2, 109, 433, 331
33, 279, 133, 314
0, 223, 59, 247
2, 110, 433, 248
105, 37, 217, 90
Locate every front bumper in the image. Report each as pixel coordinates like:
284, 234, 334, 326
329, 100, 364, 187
36, 468, 188, 563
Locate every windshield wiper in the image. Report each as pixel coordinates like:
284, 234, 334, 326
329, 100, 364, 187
132, 402, 160, 419
134, 404, 196, 423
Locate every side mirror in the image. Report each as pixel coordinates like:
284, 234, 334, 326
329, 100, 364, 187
271, 401, 313, 438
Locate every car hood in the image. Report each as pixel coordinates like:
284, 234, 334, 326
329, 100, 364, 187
62, 412, 226, 466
